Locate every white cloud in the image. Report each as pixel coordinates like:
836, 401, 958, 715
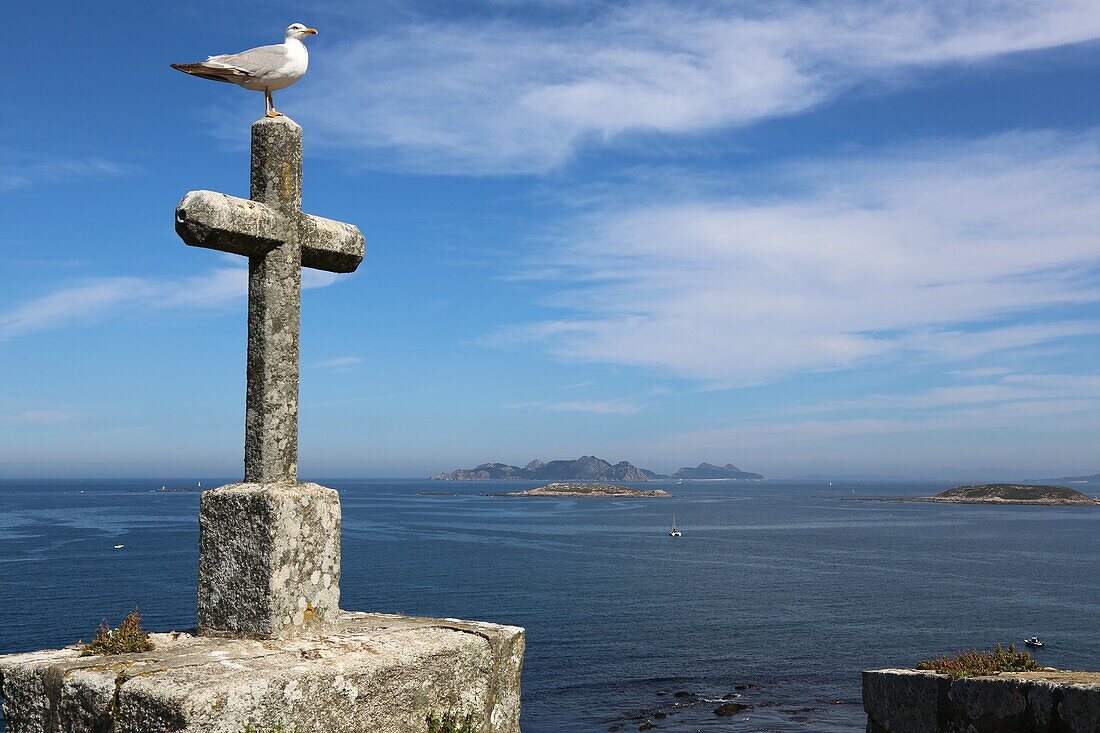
298, 0, 1100, 173
805, 372, 1100, 412
486, 129, 1100, 386
949, 366, 1013, 378
0, 157, 132, 192
0, 267, 342, 340
504, 399, 644, 414
0, 410, 83, 425
0, 278, 149, 339
315, 356, 363, 369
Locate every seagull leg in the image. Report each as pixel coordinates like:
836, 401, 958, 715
265, 90, 283, 118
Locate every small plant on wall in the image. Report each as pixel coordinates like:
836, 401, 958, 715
80, 608, 154, 656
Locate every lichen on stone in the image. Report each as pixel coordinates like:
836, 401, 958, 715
426, 710, 478, 733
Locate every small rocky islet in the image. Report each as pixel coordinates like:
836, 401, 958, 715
502, 482, 672, 498
920, 483, 1099, 505
859, 483, 1100, 505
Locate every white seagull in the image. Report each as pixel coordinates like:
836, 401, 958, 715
172, 23, 318, 118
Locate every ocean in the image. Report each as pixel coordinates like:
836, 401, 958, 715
1, 478, 1097, 732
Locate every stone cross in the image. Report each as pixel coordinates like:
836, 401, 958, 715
175, 117, 362, 639
175, 116, 364, 484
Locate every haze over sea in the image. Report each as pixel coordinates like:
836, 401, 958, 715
1, 478, 1097, 732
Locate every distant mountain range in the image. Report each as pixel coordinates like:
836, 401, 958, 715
671, 463, 764, 480
1037, 472, 1100, 484
431, 456, 763, 481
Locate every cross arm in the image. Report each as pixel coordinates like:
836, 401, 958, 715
298, 215, 365, 274
176, 190, 364, 274
175, 191, 288, 257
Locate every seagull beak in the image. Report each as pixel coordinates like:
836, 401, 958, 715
305, 28, 318, 35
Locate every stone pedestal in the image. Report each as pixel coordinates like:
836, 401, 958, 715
198, 483, 341, 639
0, 612, 524, 733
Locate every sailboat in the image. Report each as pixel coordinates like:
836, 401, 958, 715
669, 516, 682, 537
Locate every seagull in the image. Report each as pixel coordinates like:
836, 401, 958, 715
172, 23, 318, 118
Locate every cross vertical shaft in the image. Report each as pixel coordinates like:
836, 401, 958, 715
176, 116, 363, 638
246, 119, 303, 483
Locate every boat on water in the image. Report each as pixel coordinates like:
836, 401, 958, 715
1024, 636, 1044, 648
669, 516, 682, 537
113, 544, 125, 550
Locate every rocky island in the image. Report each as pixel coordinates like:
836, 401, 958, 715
502, 483, 672, 498
433, 455, 663, 481
920, 483, 1099, 505
432, 455, 764, 481
673, 462, 764, 480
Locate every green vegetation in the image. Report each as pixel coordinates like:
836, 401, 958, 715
426, 711, 477, 733
80, 609, 154, 656
916, 644, 1043, 678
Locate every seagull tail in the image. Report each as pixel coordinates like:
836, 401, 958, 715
170, 62, 241, 84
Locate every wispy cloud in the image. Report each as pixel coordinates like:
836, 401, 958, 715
639, 395, 1100, 467
0, 267, 342, 340
297, 0, 1100, 173
805, 372, 1100, 413
0, 410, 83, 425
0, 157, 133, 192
485, 129, 1100, 386
315, 356, 363, 370
504, 399, 644, 414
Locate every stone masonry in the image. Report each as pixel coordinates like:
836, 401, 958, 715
197, 483, 341, 638
0, 613, 524, 733
863, 668, 1100, 733
0, 115, 525, 732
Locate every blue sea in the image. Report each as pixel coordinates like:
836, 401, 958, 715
1, 478, 1098, 732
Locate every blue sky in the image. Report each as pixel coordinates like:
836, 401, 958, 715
2, 0, 1100, 479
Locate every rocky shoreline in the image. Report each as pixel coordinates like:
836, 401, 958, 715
501, 482, 672, 498
605, 680, 855, 731
855, 483, 1099, 506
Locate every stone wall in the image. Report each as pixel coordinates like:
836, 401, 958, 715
0, 612, 523, 733
863, 668, 1100, 733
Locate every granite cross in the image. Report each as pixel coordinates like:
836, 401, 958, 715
175, 116, 364, 484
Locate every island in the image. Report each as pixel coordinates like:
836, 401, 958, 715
1038, 471, 1100, 484
432, 455, 663, 481
501, 483, 672, 498
919, 484, 1099, 505
431, 455, 764, 481
673, 462, 764, 480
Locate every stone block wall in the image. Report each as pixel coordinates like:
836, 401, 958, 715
863, 668, 1100, 733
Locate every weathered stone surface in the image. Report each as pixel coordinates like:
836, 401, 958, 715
175, 191, 287, 257
1028, 681, 1057, 727
949, 676, 1028, 722
864, 668, 1100, 733
862, 669, 944, 733
1060, 683, 1100, 732
177, 192, 363, 274
174, 116, 365, 485
297, 212, 366, 273
0, 612, 524, 733
198, 483, 340, 639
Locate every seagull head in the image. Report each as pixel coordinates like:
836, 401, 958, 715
285, 23, 318, 41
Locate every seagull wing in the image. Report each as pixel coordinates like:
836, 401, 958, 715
208, 44, 291, 78
172, 44, 290, 83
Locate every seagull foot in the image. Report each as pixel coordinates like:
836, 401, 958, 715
265, 109, 283, 118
